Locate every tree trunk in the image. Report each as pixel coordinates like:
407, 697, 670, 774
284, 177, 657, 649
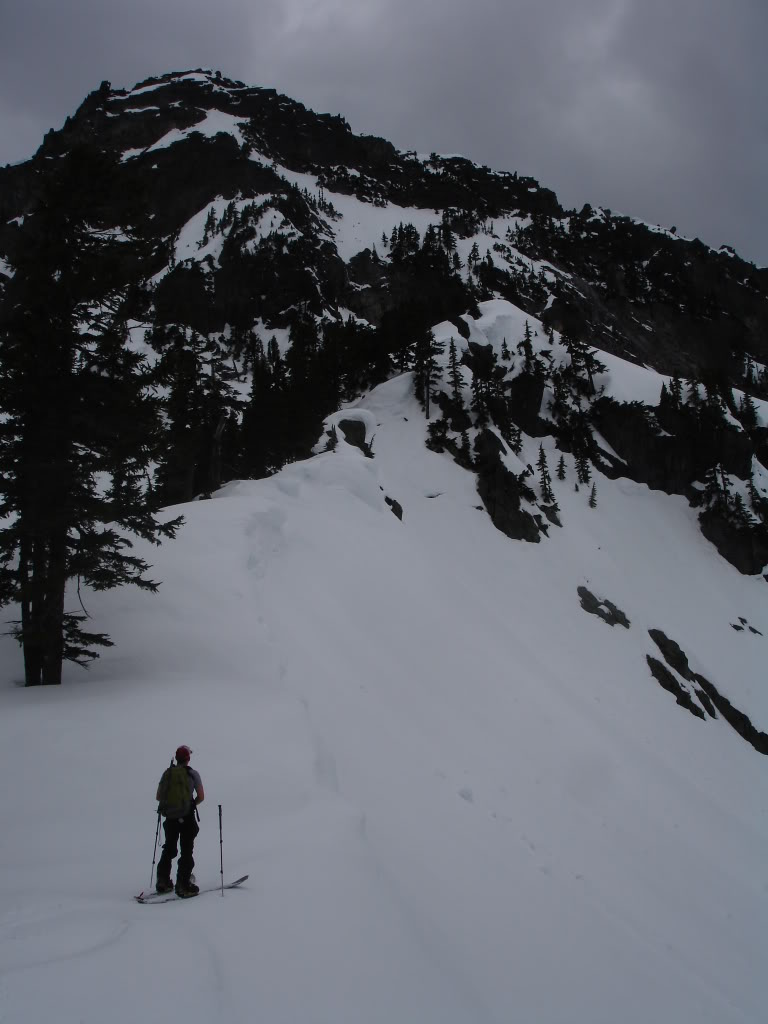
40, 531, 67, 685
21, 530, 66, 686
210, 412, 228, 493
20, 534, 42, 686
22, 533, 47, 686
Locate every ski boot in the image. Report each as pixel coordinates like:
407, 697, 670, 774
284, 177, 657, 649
175, 879, 200, 899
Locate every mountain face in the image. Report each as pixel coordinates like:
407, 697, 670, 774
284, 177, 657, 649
0, 70, 767, 1021
1, 68, 767, 612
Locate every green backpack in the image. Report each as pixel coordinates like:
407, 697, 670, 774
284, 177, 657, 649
157, 764, 192, 819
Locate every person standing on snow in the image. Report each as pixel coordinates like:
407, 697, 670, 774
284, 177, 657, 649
155, 745, 205, 897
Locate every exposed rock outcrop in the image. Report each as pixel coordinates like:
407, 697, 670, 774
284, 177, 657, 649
647, 629, 768, 754
473, 430, 541, 543
577, 587, 630, 628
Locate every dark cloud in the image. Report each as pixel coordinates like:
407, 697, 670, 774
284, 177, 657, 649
1, 0, 765, 264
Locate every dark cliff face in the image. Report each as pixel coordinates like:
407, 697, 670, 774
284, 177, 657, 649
2, 68, 765, 376
1, 68, 767, 571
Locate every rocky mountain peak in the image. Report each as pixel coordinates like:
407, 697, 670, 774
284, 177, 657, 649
1, 69, 767, 577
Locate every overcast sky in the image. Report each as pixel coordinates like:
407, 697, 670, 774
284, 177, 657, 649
1, 0, 766, 265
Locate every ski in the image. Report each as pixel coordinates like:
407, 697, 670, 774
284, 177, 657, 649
135, 874, 249, 904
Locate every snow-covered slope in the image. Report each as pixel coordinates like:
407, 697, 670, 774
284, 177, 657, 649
1, 367, 766, 1023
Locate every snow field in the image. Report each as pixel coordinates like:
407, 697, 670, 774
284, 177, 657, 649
121, 108, 249, 163
1, 363, 765, 1022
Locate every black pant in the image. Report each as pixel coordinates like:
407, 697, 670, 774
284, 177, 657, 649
157, 813, 199, 887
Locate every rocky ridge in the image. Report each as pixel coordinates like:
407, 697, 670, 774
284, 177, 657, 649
1, 67, 767, 574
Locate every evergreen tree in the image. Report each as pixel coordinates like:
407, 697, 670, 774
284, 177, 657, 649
718, 465, 732, 507
562, 331, 606, 395
747, 475, 767, 522
702, 383, 726, 417
238, 338, 273, 478
235, 336, 290, 477
266, 336, 286, 390
156, 330, 238, 501
501, 338, 511, 361
285, 314, 320, 395
467, 344, 503, 427
426, 417, 449, 452
421, 224, 439, 254
0, 146, 182, 685
575, 451, 592, 484
201, 206, 217, 247
470, 372, 489, 427
589, 483, 598, 508
412, 329, 445, 419
155, 329, 205, 502
447, 339, 464, 408
459, 430, 473, 467
738, 392, 759, 430
537, 445, 555, 503
504, 421, 523, 456
730, 493, 753, 527
702, 463, 730, 511
702, 464, 720, 508
747, 475, 760, 508
549, 368, 570, 420
517, 320, 535, 370
390, 222, 421, 262
556, 454, 566, 481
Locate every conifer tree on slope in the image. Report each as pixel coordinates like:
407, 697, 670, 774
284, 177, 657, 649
447, 339, 464, 408
562, 330, 605, 395
537, 445, 555, 504
155, 328, 237, 503
0, 146, 181, 685
413, 329, 444, 419
702, 463, 731, 512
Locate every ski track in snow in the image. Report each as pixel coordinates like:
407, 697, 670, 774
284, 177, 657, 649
0, 333, 766, 1022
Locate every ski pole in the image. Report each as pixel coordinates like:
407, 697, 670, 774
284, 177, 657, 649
219, 804, 224, 896
150, 809, 162, 889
